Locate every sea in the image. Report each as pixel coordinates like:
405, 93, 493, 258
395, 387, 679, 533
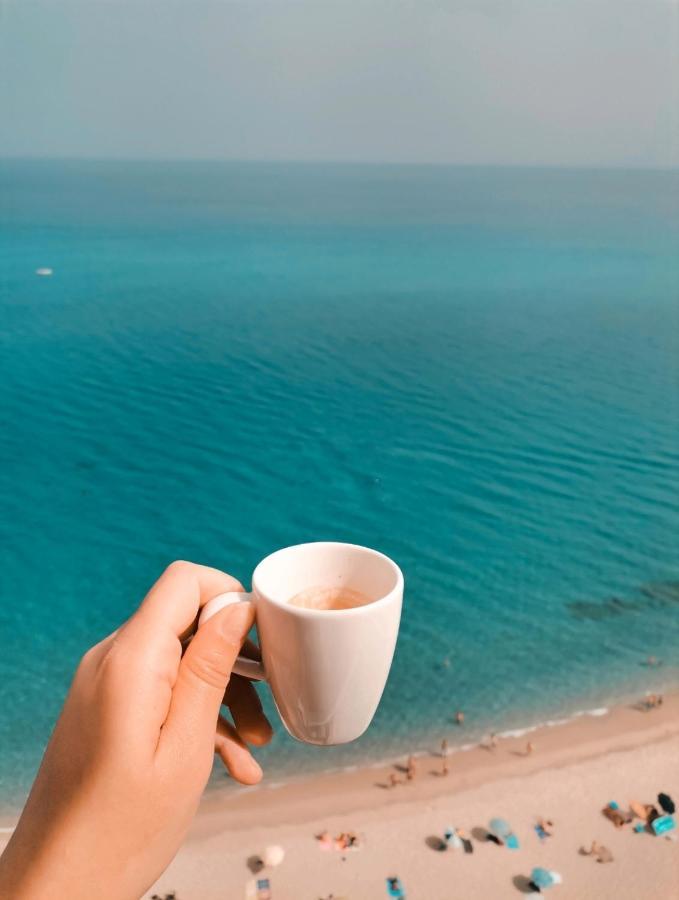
1, 159, 678, 808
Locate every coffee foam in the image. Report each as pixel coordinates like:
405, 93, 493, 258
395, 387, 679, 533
287, 586, 372, 611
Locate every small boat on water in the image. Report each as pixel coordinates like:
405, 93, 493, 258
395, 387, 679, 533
35, 267, 53, 276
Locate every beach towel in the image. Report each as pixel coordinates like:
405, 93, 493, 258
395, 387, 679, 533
386, 876, 406, 898
506, 833, 520, 850
651, 815, 676, 836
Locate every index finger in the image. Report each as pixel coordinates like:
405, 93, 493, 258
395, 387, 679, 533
127, 560, 244, 642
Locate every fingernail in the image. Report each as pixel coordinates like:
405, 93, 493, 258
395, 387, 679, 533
217, 600, 253, 637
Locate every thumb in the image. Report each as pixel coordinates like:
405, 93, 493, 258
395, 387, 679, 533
160, 601, 254, 756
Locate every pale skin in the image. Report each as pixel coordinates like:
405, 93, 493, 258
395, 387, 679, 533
0, 561, 273, 900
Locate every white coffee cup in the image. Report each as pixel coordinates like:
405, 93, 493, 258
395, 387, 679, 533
199, 541, 403, 746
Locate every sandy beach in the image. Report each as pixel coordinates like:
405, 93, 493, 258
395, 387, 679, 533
136, 693, 679, 899
1, 694, 676, 898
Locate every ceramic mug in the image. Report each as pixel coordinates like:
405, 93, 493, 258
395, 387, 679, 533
199, 541, 403, 745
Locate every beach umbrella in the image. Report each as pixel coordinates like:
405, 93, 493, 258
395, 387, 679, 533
262, 845, 285, 867
531, 868, 560, 890
489, 818, 512, 841
658, 793, 675, 815
444, 826, 463, 850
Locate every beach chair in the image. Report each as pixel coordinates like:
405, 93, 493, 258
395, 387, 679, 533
256, 877, 272, 900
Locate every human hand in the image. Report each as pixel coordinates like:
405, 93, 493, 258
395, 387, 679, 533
0, 561, 273, 900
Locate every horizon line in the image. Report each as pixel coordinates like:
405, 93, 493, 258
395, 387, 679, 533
1, 154, 678, 174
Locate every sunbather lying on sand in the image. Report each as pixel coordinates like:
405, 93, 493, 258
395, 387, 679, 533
535, 818, 554, 840
602, 804, 632, 828
583, 840, 614, 863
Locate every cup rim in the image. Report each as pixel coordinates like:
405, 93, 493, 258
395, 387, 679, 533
251, 541, 403, 617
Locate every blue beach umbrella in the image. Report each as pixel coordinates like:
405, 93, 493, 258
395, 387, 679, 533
531, 868, 561, 890
489, 818, 513, 840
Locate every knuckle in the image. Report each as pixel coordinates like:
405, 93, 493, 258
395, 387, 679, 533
78, 645, 99, 671
186, 645, 232, 690
165, 559, 194, 578
76, 637, 109, 675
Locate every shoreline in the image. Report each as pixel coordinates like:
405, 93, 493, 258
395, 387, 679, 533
193, 689, 679, 835
225, 668, 679, 801
0, 688, 675, 832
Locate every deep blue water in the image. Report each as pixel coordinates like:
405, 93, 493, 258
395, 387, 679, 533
1, 160, 678, 806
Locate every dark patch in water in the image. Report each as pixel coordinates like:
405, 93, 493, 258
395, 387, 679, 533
640, 581, 679, 603
567, 580, 679, 621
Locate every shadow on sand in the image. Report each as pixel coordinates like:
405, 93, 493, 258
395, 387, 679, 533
513, 874, 537, 893
425, 835, 447, 852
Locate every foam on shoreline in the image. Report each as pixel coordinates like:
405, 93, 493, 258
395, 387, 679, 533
225, 701, 619, 800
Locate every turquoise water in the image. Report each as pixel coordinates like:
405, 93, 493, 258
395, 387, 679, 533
1, 160, 678, 806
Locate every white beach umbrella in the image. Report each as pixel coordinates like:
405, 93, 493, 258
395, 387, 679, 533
263, 844, 285, 867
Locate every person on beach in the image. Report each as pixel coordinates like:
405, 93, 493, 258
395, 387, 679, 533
455, 710, 464, 725
0, 562, 274, 900
585, 840, 614, 863
644, 694, 663, 710
525, 741, 534, 756
406, 755, 416, 781
388, 772, 402, 788
535, 818, 553, 840
440, 739, 449, 776
487, 732, 498, 751
316, 831, 333, 851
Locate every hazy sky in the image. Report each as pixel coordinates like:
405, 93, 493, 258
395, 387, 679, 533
1, 0, 677, 166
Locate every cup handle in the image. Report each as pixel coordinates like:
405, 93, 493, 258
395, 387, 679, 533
198, 591, 266, 682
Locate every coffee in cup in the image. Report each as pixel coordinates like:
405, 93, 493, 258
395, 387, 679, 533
287, 585, 372, 611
